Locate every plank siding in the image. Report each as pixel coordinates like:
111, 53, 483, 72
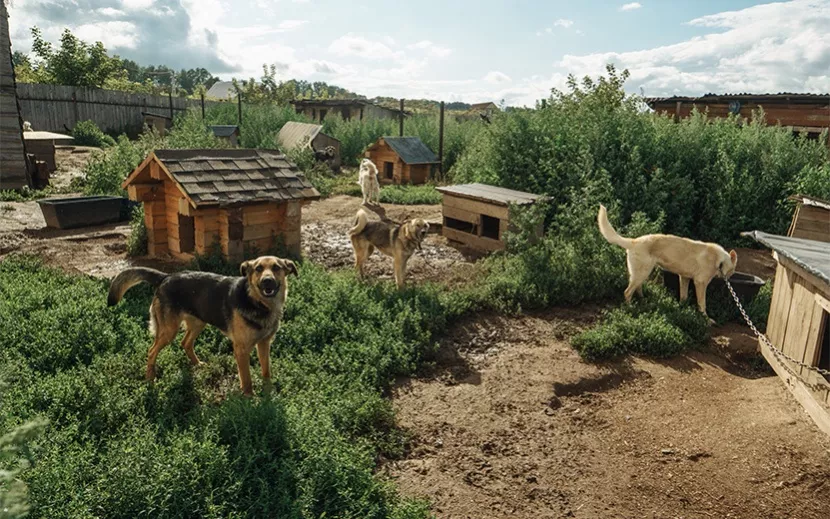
1, 2, 30, 189
16, 83, 223, 137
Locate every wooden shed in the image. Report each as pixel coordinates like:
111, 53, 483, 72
364, 136, 439, 185
787, 195, 830, 243
290, 99, 405, 122
209, 125, 240, 147
436, 183, 547, 252
645, 94, 830, 141
277, 121, 341, 170
0, 0, 32, 190
23, 131, 73, 174
745, 231, 830, 435
122, 149, 320, 261
142, 111, 173, 136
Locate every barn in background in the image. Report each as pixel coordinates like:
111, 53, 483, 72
291, 99, 404, 122
645, 93, 830, 141
122, 149, 319, 261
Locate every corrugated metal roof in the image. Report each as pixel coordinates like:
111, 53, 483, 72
23, 131, 74, 142
208, 125, 239, 138
381, 136, 439, 165
744, 231, 830, 287
645, 93, 830, 105
206, 81, 236, 100
469, 102, 498, 111
277, 121, 324, 151
436, 183, 547, 207
137, 149, 319, 207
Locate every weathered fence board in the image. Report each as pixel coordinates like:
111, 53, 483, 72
17, 84, 224, 137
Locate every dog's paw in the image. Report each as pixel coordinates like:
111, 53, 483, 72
707, 317, 716, 326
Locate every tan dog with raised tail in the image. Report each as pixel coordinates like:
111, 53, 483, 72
597, 205, 737, 318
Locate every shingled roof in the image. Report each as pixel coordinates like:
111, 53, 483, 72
123, 149, 320, 207
379, 136, 440, 165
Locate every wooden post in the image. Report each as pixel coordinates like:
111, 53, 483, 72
438, 101, 445, 179
200, 92, 205, 119
168, 87, 174, 120
237, 89, 243, 127
399, 99, 404, 136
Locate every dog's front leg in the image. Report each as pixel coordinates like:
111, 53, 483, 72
693, 279, 715, 323
394, 255, 407, 289
233, 342, 254, 396
256, 337, 274, 380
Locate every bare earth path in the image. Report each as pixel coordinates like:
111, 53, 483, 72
385, 310, 830, 519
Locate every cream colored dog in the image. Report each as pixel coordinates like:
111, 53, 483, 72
598, 205, 737, 318
357, 158, 381, 205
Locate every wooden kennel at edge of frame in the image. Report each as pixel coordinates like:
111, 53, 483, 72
122, 149, 320, 261
745, 231, 830, 436
436, 183, 547, 252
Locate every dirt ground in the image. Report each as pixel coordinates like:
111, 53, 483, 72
2, 150, 827, 518
385, 310, 830, 519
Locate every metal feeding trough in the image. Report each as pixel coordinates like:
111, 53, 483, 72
662, 270, 765, 303
37, 196, 131, 230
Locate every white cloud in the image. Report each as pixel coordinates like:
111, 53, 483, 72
620, 3, 642, 11
554, 19, 574, 28
328, 34, 402, 60
75, 21, 139, 49
545, 27, 552, 34
97, 8, 126, 17
557, 0, 830, 96
277, 20, 308, 31
407, 40, 452, 58
122, 0, 155, 10
484, 71, 512, 84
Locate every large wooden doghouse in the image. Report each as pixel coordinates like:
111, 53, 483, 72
364, 136, 439, 185
277, 121, 341, 170
787, 195, 830, 243
22, 131, 73, 174
122, 149, 320, 261
436, 183, 546, 252
746, 231, 830, 435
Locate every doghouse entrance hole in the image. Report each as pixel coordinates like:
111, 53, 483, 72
178, 214, 195, 253
445, 217, 476, 235
481, 215, 500, 240
384, 162, 394, 179
819, 310, 830, 382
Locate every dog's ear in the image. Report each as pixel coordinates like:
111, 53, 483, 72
402, 222, 412, 240
729, 249, 738, 265
281, 259, 298, 277
240, 260, 251, 277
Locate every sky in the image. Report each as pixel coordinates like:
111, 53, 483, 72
8, 0, 830, 106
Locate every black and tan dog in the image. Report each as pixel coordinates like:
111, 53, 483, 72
349, 208, 429, 289
107, 256, 297, 395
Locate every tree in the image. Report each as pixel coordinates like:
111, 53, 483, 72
29, 27, 122, 87
177, 67, 219, 94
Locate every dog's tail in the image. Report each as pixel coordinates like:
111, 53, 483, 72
349, 208, 369, 236
597, 205, 634, 249
107, 267, 168, 306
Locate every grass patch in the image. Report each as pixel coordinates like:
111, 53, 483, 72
571, 284, 710, 361
0, 184, 77, 202
0, 254, 466, 518
379, 185, 442, 205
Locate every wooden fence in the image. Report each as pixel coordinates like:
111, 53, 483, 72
16, 84, 225, 137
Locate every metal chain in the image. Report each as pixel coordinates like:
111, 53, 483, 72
725, 279, 830, 378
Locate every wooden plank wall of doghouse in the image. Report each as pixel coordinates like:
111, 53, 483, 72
367, 142, 404, 184
218, 201, 302, 261
141, 159, 168, 256
765, 257, 830, 404
442, 193, 510, 251
788, 203, 830, 243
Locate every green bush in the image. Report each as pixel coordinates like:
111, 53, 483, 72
72, 120, 115, 148
571, 284, 710, 361
452, 66, 830, 245
126, 205, 147, 257
0, 255, 464, 518
379, 184, 442, 205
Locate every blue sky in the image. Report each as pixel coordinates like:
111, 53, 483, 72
9, 0, 830, 105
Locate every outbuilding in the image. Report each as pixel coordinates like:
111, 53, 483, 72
364, 136, 439, 185
745, 231, 830, 436
209, 125, 240, 147
277, 121, 341, 170
436, 183, 547, 252
122, 149, 320, 261
787, 194, 830, 243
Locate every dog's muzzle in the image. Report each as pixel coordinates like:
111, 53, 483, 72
259, 278, 279, 298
